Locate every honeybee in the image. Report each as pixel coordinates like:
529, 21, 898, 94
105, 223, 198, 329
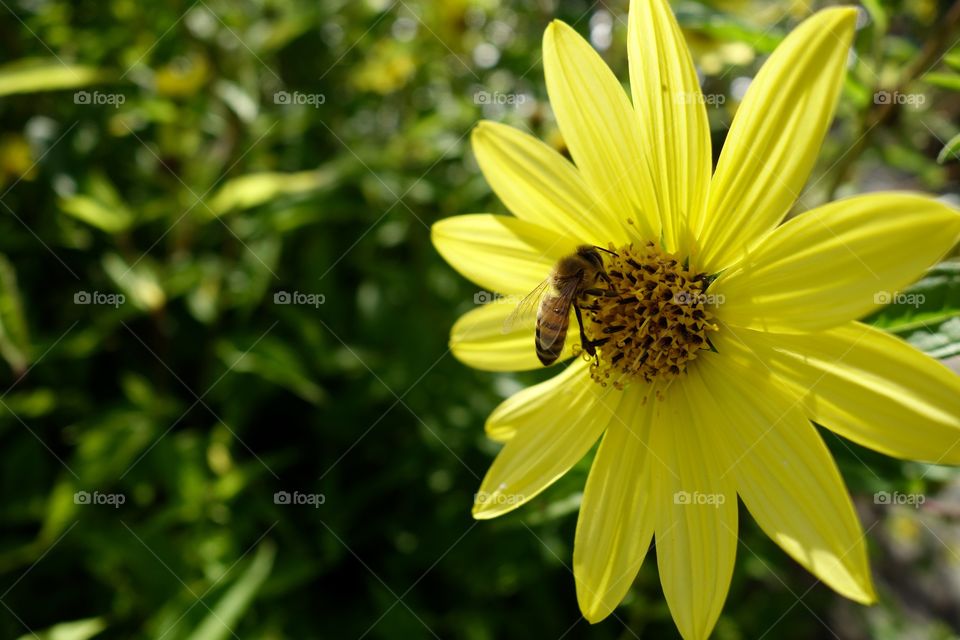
505, 245, 615, 366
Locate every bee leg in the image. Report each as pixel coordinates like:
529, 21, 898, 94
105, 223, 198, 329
573, 304, 596, 358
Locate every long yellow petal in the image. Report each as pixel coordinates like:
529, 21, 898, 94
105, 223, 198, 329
473, 368, 622, 519
484, 359, 587, 442
652, 375, 737, 640
697, 8, 857, 272
696, 339, 876, 604
574, 387, 656, 622
431, 214, 578, 295
628, 0, 711, 252
742, 322, 960, 464
543, 20, 660, 242
449, 301, 574, 374
714, 193, 960, 332
471, 121, 624, 245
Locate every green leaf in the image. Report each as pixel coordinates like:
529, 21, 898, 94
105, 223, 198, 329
15, 617, 106, 640
904, 317, 960, 360
860, 0, 888, 36
102, 253, 166, 312
0, 254, 31, 373
0, 59, 109, 96
205, 167, 341, 217
183, 541, 276, 640
674, 5, 785, 54
59, 173, 134, 233
944, 47, 960, 72
215, 337, 325, 404
922, 71, 960, 91
867, 262, 960, 359
937, 132, 960, 164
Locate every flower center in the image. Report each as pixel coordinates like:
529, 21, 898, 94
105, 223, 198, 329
581, 241, 718, 390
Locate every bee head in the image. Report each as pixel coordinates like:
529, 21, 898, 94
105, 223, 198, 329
576, 245, 604, 269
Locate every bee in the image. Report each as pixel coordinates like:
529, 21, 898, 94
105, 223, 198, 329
505, 245, 615, 366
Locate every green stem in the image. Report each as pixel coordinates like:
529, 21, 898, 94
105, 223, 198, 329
826, 0, 960, 198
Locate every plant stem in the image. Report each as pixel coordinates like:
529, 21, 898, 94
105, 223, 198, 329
826, 0, 960, 198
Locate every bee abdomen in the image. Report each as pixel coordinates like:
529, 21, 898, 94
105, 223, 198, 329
535, 299, 569, 366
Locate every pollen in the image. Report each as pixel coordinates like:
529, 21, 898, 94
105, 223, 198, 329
580, 241, 718, 391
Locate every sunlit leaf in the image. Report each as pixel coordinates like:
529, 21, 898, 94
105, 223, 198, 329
205, 166, 341, 216
937, 132, 960, 164
183, 541, 276, 640
15, 617, 106, 640
0, 59, 109, 96
922, 71, 960, 91
102, 253, 166, 312
0, 254, 31, 373
58, 173, 134, 233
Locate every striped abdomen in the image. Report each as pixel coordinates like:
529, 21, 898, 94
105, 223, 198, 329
535, 294, 570, 365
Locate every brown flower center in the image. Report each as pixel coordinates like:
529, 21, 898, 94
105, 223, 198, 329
581, 241, 718, 390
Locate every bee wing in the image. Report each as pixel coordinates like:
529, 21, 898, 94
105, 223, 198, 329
535, 276, 579, 350
502, 279, 551, 334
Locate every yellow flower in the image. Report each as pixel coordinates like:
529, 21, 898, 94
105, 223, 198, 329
431, 1, 960, 638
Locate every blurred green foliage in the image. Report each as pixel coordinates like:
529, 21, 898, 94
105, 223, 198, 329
0, 0, 959, 638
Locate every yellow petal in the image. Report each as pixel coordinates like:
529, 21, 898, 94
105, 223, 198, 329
698, 8, 857, 272
471, 121, 624, 245
484, 359, 587, 442
574, 387, 656, 622
543, 20, 659, 242
652, 374, 737, 640
431, 214, 578, 294
450, 301, 574, 374
714, 193, 960, 332
473, 367, 622, 519
628, 0, 711, 252
696, 339, 876, 604
743, 322, 960, 464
